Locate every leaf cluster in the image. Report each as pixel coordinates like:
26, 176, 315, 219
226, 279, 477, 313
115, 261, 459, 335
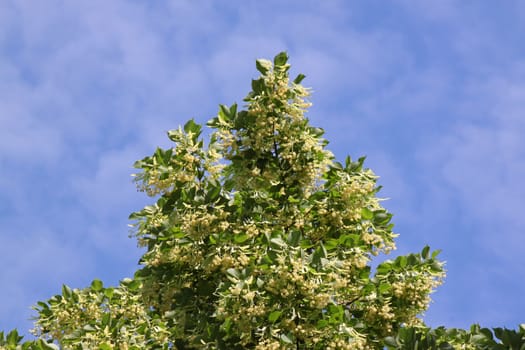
385, 324, 525, 349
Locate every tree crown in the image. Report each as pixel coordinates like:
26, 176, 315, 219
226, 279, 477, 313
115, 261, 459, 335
19, 52, 524, 350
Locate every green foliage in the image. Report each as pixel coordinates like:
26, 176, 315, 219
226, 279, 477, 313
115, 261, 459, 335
384, 324, 525, 349
0, 329, 59, 350
1, 52, 519, 349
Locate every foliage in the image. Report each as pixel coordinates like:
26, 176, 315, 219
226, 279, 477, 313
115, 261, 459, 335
0, 329, 59, 350
384, 324, 525, 350
1, 53, 520, 349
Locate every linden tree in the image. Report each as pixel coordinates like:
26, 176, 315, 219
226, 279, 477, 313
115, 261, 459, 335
5, 53, 456, 349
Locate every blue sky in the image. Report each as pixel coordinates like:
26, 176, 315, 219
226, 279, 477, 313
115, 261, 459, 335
1, 0, 524, 336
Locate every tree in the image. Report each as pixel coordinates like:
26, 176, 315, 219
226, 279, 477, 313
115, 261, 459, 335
2, 53, 523, 349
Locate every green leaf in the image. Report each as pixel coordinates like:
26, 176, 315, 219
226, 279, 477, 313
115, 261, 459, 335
280, 333, 293, 344
154, 147, 167, 166
407, 254, 418, 266
309, 126, 324, 137
226, 268, 240, 280
6, 329, 20, 345
268, 310, 282, 323
37, 340, 60, 350
83, 324, 96, 332
222, 317, 232, 333
61, 284, 72, 298
430, 261, 443, 272
471, 334, 489, 344
379, 283, 391, 294
293, 73, 306, 84
101, 313, 111, 327
422, 245, 430, 259
233, 110, 251, 129
99, 344, 112, 350
229, 103, 237, 116
331, 161, 343, 170
274, 52, 288, 67
167, 128, 181, 142
233, 234, 250, 244
218, 104, 231, 123
270, 237, 286, 248
287, 230, 302, 246
384, 336, 398, 347
251, 78, 265, 95
91, 279, 103, 292
478, 326, 493, 340
183, 119, 202, 135
317, 319, 329, 328
361, 207, 374, 220
36, 301, 49, 311
206, 184, 221, 202
104, 287, 114, 299
324, 239, 339, 251
398, 255, 407, 268
493, 328, 505, 341
122, 278, 141, 291
373, 211, 391, 225
256, 59, 272, 74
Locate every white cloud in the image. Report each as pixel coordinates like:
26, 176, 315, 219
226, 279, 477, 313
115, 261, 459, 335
395, 0, 460, 22
421, 67, 525, 255
410, 64, 525, 327
0, 228, 96, 333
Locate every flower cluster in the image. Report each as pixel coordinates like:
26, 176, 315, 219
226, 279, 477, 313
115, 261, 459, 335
31, 280, 170, 349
